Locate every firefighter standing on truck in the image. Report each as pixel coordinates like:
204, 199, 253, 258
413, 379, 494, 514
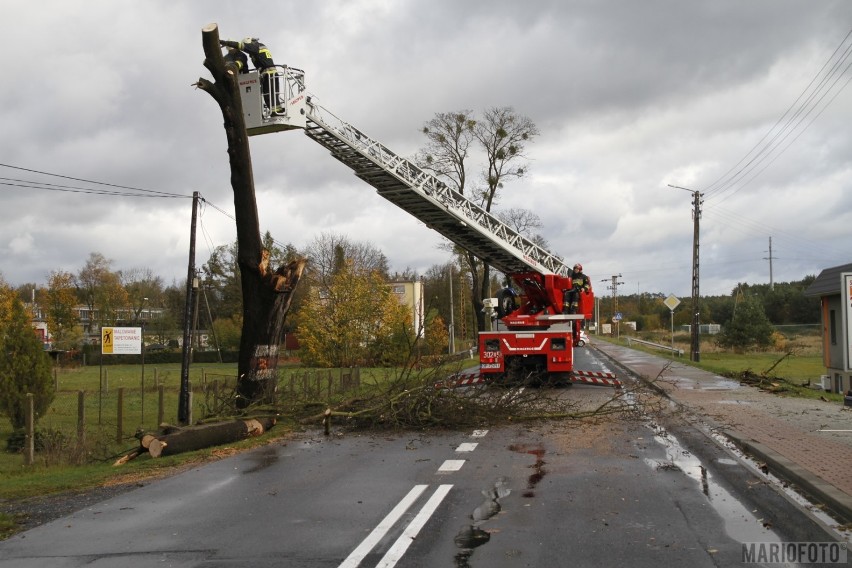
219, 37, 280, 113
564, 263, 591, 315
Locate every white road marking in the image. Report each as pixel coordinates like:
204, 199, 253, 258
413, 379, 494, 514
438, 459, 466, 472
375, 485, 454, 568
338, 484, 428, 568
341, 429, 485, 567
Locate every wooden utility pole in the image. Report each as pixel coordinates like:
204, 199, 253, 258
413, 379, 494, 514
196, 23, 305, 409
179, 191, 199, 424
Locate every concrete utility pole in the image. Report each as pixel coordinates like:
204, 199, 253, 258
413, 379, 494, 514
668, 184, 703, 362
764, 236, 776, 290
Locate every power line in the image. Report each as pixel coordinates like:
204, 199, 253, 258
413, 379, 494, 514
0, 163, 188, 199
0, 177, 186, 198
702, 28, 852, 201
197, 194, 294, 258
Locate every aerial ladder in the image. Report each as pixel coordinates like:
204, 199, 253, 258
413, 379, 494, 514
234, 66, 620, 388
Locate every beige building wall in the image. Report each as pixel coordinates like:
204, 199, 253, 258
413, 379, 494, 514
389, 281, 424, 339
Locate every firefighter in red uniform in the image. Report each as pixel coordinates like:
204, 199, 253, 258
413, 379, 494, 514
219, 37, 280, 113
564, 263, 591, 314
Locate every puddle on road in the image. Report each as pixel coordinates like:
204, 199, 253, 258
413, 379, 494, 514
454, 478, 511, 567
668, 376, 741, 391
642, 425, 781, 544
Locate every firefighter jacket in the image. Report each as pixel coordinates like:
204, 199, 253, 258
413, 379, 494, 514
220, 38, 275, 73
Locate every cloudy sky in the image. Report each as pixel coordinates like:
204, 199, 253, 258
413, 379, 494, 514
1, 0, 850, 299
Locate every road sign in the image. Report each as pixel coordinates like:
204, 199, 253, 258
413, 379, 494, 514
613, 312, 623, 322
664, 294, 681, 311
101, 327, 142, 355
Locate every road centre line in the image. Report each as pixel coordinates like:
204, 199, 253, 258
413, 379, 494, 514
338, 484, 428, 568
438, 459, 465, 472
375, 485, 454, 568
340, 430, 485, 567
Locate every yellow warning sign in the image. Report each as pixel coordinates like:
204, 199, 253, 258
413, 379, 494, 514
102, 327, 114, 354
101, 327, 141, 355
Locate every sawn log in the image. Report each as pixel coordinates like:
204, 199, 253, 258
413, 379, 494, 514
147, 417, 275, 458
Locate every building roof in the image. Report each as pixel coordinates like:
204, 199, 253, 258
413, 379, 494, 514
804, 262, 852, 297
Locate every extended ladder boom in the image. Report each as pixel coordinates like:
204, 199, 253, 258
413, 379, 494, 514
243, 66, 570, 277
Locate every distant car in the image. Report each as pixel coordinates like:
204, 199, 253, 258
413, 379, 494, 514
576, 331, 589, 347
146, 343, 167, 352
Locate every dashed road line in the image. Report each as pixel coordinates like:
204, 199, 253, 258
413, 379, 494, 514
339, 430, 490, 567
438, 459, 466, 472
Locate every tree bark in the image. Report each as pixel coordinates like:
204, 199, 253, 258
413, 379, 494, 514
147, 418, 275, 458
196, 24, 306, 408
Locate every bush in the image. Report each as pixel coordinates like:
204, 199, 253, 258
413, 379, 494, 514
0, 300, 54, 430
715, 297, 774, 353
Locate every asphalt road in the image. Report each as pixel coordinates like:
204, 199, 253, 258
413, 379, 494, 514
0, 348, 843, 567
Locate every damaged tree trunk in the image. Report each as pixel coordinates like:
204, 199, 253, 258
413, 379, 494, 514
195, 23, 306, 409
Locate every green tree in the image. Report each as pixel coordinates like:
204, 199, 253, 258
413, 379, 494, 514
0, 275, 16, 331
201, 241, 242, 322
40, 271, 82, 351
0, 298, 54, 430
716, 296, 774, 352
297, 260, 411, 367
211, 315, 243, 351
424, 313, 450, 356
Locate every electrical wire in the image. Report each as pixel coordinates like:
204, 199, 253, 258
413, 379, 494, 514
0, 163, 189, 199
702, 28, 852, 201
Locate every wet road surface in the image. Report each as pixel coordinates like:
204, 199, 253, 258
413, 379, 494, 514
0, 349, 841, 567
